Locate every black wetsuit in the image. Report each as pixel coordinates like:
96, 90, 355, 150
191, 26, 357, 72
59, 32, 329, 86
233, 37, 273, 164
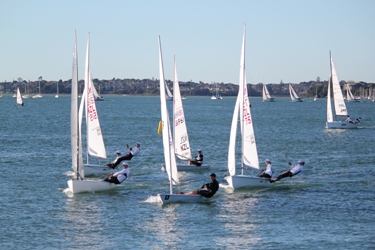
197, 180, 219, 198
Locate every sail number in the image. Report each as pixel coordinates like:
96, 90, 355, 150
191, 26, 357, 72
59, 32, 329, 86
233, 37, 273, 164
88, 87, 98, 121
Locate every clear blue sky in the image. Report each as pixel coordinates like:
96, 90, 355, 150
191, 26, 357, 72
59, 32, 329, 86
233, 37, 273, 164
1, 0, 374, 84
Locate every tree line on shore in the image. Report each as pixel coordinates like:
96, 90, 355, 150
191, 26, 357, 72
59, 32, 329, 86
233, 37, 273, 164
1, 77, 374, 98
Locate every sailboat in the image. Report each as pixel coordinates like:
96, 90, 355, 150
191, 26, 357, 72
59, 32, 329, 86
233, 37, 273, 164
326, 52, 360, 129
32, 78, 43, 98
262, 83, 275, 102
346, 85, 360, 102
314, 86, 318, 101
15, 88, 24, 107
156, 36, 204, 203
92, 82, 104, 101
224, 26, 271, 189
165, 80, 173, 101
211, 84, 223, 100
55, 81, 59, 98
162, 56, 209, 171
23, 81, 31, 98
67, 32, 116, 194
289, 83, 303, 102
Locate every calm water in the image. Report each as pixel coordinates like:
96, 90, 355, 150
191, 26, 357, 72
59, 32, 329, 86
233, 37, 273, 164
0, 94, 374, 249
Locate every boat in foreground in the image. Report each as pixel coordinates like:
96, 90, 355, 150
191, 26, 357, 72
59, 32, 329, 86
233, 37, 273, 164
156, 36, 209, 203
67, 31, 116, 194
224, 25, 271, 189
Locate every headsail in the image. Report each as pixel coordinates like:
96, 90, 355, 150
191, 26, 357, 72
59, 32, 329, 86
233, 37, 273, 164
173, 56, 192, 161
330, 53, 348, 117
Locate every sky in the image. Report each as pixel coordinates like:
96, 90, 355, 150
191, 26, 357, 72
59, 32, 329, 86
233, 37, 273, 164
1, 0, 374, 85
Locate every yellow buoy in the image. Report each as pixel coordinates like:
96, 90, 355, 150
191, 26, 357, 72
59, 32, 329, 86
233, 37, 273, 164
157, 121, 162, 134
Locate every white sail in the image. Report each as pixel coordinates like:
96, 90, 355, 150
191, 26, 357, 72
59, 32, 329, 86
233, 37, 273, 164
346, 85, 354, 101
16, 88, 23, 105
289, 83, 300, 100
173, 57, 192, 161
228, 25, 259, 176
263, 84, 271, 100
84, 43, 107, 161
228, 89, 240, 176
326, 77, 333, 123
330, 54, 348, 117
158, 36, 179, 193
71, 30, 84, 179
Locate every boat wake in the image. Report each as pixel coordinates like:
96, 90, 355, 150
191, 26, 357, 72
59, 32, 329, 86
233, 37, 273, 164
144, 195, 162, 203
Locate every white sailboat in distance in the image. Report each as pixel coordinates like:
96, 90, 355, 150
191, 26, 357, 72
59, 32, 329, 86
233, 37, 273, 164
326, 51, 360, 129
15, 88, 24, 107
224, 25, 271, 189
156, 36, 205, 203
289, 83, 303, 102
262, 83, 275, 102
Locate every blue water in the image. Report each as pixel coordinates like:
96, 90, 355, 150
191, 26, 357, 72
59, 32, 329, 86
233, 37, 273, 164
0, 95, 374, 249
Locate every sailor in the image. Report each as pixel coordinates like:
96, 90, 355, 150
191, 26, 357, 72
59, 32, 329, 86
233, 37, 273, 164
178, 173, 219, 198
106, 142, 141, 169
269, 160, 304, 183
258, 159, 274, 179
345, 115, 353, 123
103, 162, 130, 184
188, 149, 203, 166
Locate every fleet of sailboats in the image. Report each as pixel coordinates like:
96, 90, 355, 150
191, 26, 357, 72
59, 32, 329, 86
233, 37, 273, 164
224, 26, 271, 189
289, 83, 303, 102
262, 83, 275, 102
326, 52, 360, 129
16, 30, 361, 197
67, 32, 116, 194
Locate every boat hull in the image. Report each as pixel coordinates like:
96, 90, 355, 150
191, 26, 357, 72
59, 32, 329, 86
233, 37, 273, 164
157, 193, 205, 203
292, 98, 303, 102
224, 175, 272, 189
84, 163, 118, 176
263, 98, 275, 102
67, 179, 116, 194
326, 121, 359, 129
161, 164, 210, 171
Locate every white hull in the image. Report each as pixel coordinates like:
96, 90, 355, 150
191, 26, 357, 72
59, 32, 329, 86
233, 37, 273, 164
225, 175, 272, 189
166, 96, 173, 101
55, 95, 59, 98
84, 163, 118, 176
263, 98, 275, 102
326, 121, 359, 129
157, 193, 205, 203
32, 94, 43, 98
161, 163, 210, 171
67, 179, 116, 194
